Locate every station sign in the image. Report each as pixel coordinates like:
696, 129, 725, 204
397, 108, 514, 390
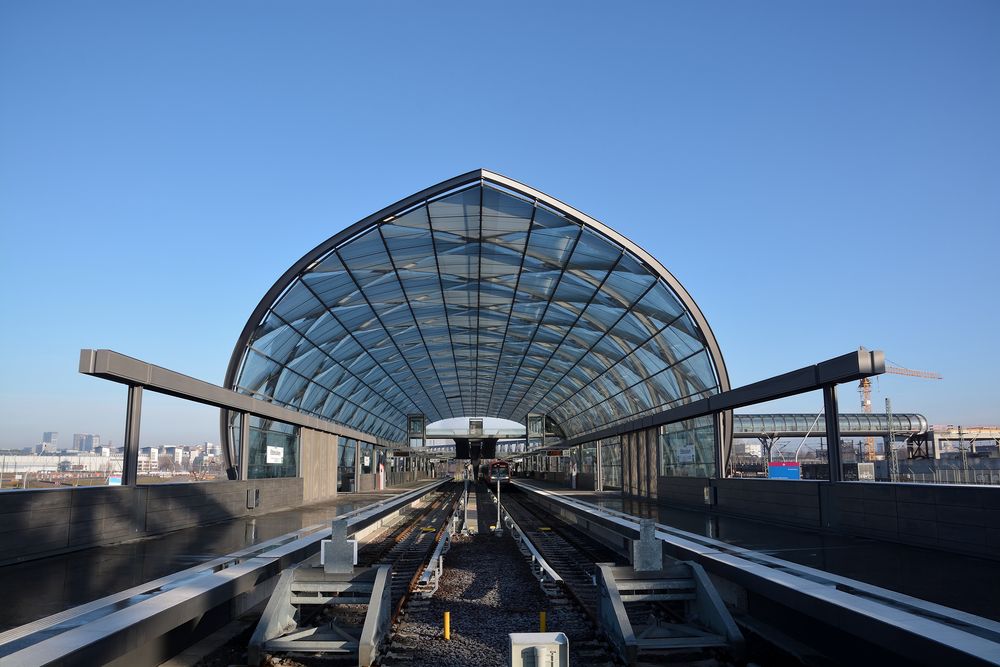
546, 450, 564, 457
392, 451, 410, 457
767, 461, 801, 480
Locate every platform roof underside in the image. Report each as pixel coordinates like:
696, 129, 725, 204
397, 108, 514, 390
228, 172, 727, 443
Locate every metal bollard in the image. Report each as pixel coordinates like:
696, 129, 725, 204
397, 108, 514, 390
444, 611, 451, 640
539, 610, 546, 633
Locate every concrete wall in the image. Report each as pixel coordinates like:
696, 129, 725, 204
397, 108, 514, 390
823, 482, 1000, 559
0, 477, 303, 565
651, 476, 1000, 560
714, 478, 822, 528
300, 428, 339, 504
657, 476, 710, 508
575, 472, 597, 491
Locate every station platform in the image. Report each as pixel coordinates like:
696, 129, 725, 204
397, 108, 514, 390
514, 478, 1000, 622
0, 480, 434, 632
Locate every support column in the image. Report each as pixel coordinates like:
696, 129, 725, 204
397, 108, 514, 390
596, 440, 603, 492
239, 411, 250, 480
823, 384, 843, 482
714, 411, 727, 478
122, 385, 142, 486
223, 411, 239, 480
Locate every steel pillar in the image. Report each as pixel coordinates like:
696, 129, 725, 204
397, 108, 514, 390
823, 385, 843, 482
122, 385, 142, 485
596, 439, 603, 491
239, 411, 250, 480
223, 410, 239, 480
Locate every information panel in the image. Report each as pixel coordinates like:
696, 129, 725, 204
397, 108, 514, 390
767, 461, 801, 480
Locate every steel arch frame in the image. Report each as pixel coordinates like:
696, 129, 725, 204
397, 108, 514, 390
223, 169, 730, 448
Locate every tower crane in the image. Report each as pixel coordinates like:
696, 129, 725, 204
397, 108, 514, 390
858, 360, 941, 461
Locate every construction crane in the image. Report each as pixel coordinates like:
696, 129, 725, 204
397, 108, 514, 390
858, 359, 942, 461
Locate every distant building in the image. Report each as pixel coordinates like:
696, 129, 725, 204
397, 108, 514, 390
72, 434, 101, 452
42, 432, 58, 448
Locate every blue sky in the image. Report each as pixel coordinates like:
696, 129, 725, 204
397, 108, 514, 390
1, 1, 997, 448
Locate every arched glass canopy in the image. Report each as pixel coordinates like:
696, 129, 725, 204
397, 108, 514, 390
225, 170, 729, 443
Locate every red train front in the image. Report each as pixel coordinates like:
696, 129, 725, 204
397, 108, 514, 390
484, 460, 511, 485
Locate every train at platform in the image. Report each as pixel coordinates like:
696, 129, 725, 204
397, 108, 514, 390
479, 459, 511, 485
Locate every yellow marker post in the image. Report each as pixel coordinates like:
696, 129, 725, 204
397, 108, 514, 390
444, 611, 451, 640
539, 610, 547, 632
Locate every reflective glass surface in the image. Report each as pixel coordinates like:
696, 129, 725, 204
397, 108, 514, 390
232, 181, 723, 442
659, 416, 716, 477
247, 417, 298, 479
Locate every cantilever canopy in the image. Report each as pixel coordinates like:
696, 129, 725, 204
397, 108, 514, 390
225, 170, 729, 443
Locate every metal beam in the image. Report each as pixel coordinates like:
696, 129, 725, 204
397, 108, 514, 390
79, 349, 398, 447
560, 349, 886, 448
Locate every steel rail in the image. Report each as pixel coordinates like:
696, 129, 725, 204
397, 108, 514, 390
487, 486, 563, 584
0, 479, 450, 667
512, 480, 1000, 666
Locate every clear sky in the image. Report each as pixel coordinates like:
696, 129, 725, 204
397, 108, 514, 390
1, 1, 997, 448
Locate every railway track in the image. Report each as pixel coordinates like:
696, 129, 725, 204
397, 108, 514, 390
497, 484, 627, 620
381, 482, 619, 667
222, 483, 462, 667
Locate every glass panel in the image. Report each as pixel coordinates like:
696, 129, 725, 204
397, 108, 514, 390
601, 440, 622, 490
232, 183, 724, 444
659, 416, 715, 478
338, 437, 356, 492
247, 416, 298, 479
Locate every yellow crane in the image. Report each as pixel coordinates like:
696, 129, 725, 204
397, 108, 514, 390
858, 362, 942, 461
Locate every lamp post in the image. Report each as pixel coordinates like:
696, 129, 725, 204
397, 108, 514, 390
495, 477, 503, 536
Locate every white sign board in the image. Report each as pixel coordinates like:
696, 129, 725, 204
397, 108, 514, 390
363, 455, 370, 467
266, 445, 284, 464
675, 443, 695, 464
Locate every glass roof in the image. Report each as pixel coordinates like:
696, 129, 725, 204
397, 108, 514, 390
228, 171, 727, 443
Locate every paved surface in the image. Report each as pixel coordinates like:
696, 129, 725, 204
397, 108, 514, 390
0, 481, 433, 632
519, 479, 1000, 622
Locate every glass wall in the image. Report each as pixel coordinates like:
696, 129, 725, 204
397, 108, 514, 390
659, 416, 715, 478
338, 436, 356, 492
360, 442, 374, 475
601, 439, 622, 490
581, 442, 597, 475
247, 416, 298, 479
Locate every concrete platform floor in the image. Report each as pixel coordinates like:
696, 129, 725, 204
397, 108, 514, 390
0, 480, 432, 632
518, 479, 1000, 623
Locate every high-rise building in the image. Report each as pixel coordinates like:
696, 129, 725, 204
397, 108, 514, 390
72, 434, 100, 452
42, 432, 58, 448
